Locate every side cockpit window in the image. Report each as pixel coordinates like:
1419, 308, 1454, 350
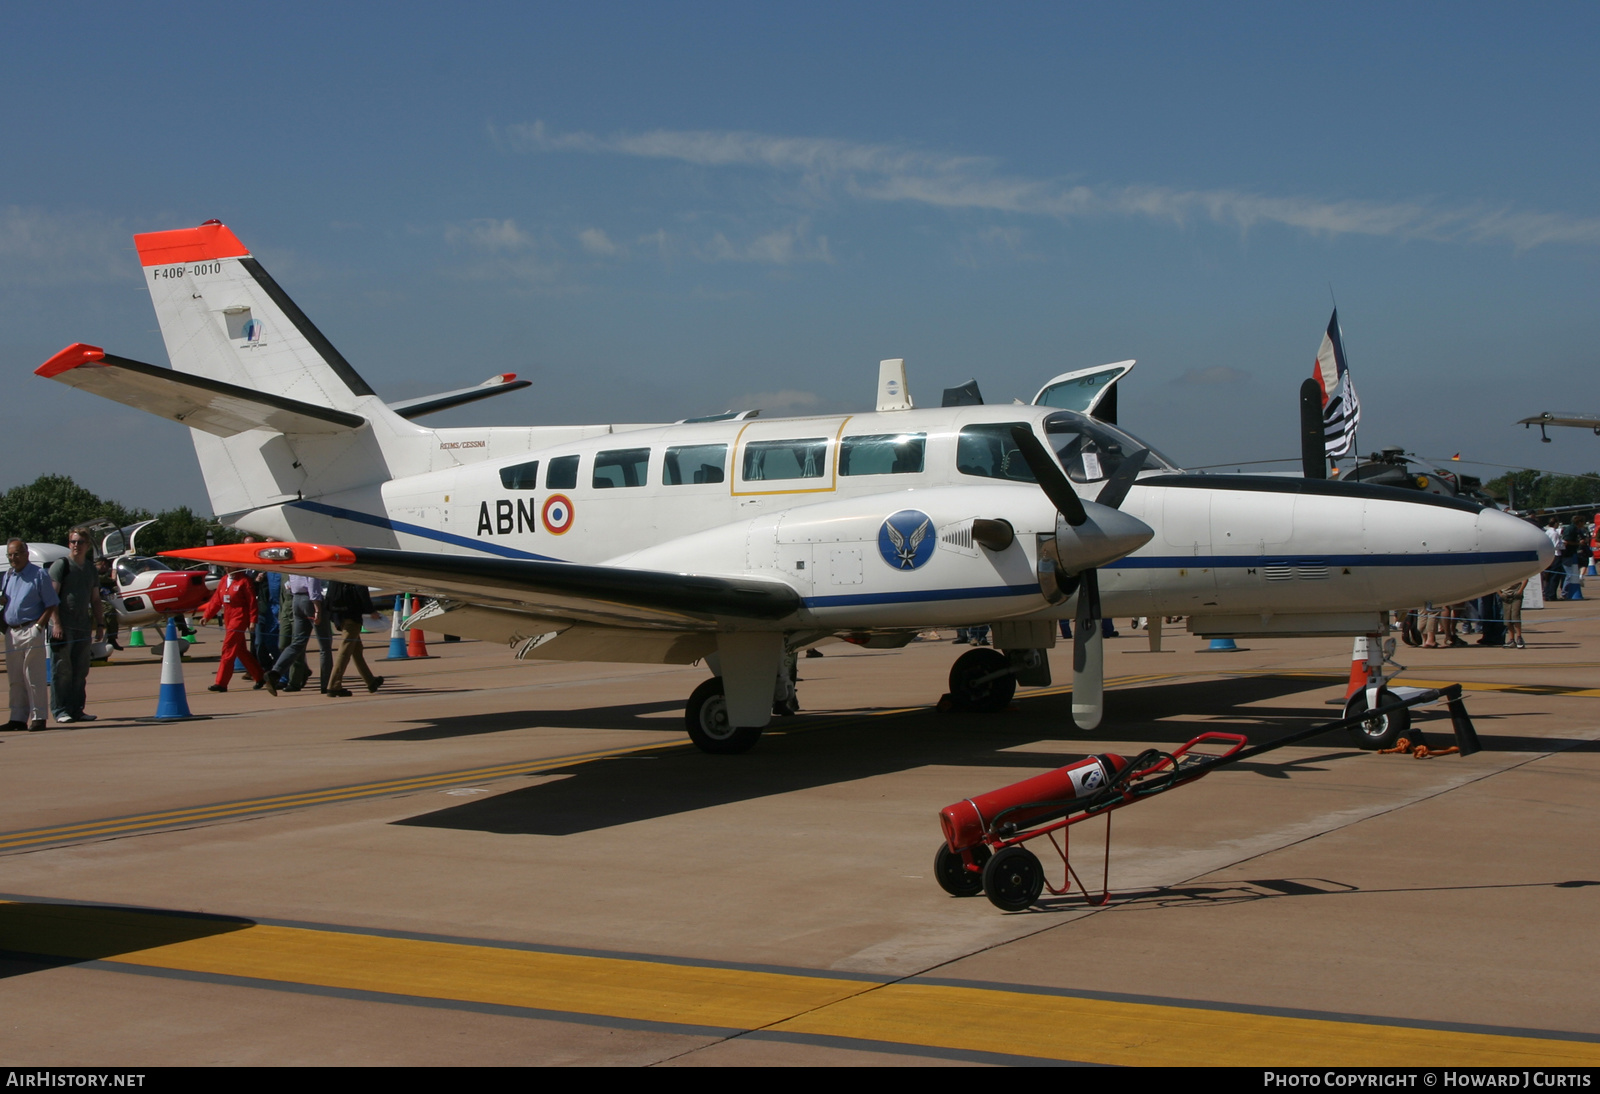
1043, 412, 1178, 483
955, 424, 1037, 482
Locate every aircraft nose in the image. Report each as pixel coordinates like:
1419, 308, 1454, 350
1056, 500, 1155, 572
1479, 507, 1554, 570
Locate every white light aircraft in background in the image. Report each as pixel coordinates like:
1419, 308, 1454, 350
37, 221, 1552, 752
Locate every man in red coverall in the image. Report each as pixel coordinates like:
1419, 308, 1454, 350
201, 567, 276, 695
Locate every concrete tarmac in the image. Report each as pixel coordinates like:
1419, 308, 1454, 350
1, 608, 1596, 1066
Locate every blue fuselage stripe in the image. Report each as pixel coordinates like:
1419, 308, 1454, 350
805, 584, 1041, 608
1114, 552, 1539, 569
288, 501, 558, 561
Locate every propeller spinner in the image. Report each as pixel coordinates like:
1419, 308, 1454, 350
1008, 426, 1153, 730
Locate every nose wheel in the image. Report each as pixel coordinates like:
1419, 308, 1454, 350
1345, 688, 1412, 751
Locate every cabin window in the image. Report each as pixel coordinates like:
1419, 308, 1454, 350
546, 454, 579, 490
955, 424, 1037, 483
743, 438, 828, 482
498, 460, 540, 490
840, 433, 925, 476
593, 448, 650, 489
663, 444, 727, 485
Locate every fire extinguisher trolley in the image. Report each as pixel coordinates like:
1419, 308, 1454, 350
936, 684, 1481, 911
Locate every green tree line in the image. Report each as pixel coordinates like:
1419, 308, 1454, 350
1482, 469, 1600, 511
0, 475, 242, 555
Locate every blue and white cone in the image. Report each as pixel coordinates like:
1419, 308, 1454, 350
385, 594, 410, 660
154, 617, 195, 719
1205, 637, 1240, 652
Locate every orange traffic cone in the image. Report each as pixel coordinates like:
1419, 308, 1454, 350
1344, 635, 1377, 700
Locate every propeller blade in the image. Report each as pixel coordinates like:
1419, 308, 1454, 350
1008, 425, 1088, 526
1072, 569, 1104, 730
1094, 448, 1149, 510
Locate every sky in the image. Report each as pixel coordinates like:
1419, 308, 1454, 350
3, 2, 1599, 512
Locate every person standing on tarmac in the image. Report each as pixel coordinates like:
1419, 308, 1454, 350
47, 530, 103, 724
4, 538, 58, 731
201, 566, 275, 694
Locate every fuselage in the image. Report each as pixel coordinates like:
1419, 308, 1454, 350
233, 404, 1552, 633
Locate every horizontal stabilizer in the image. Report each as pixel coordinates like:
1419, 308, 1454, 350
388, 373, 532, 420
161, 542, 802, 630
36, 344, 366, 437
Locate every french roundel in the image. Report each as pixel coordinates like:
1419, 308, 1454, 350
541, 494, 574, 535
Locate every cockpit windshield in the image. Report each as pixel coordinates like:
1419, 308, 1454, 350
1042, 412, 1180, 484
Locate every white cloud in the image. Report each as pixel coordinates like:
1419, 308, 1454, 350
444, 218, 534, 252
578, 227, 619, 256
440, 218, 560, 284
700, 219, 831, 265
0, 207, 137, 285
728, 389, 822, 414
502, 123, 1600, 250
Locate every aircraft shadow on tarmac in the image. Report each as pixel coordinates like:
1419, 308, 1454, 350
357, 700, 685, 741
394, 675, 1410, 837
1031, 876, 1600, 914
0, 900, 250, 978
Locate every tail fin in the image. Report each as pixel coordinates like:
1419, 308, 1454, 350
135, 221, 429, 516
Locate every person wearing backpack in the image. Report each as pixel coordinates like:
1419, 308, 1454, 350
47, 530, 103, 724
324, 580, 383, 698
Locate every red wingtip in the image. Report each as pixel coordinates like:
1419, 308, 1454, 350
134, 222, 250, 268
159, 543, 357, 570
36, 343, 106, 378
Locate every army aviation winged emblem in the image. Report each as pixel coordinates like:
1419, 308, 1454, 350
878, 509, 936, 570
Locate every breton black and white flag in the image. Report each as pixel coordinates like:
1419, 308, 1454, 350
1312, 309, 1360, 458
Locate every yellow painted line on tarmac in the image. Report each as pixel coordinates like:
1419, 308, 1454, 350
6, 899, 1598, 1066
775, 982, 1600, 1067
1389, 677, 1600, 699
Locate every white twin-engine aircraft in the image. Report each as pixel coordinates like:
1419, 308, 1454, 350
38, 221, 1551, 753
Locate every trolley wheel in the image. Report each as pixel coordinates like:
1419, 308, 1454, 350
933, 843, 991, 897
947, 647, 1015, 713
983, 846, 1045, 911
1345, 688, 1412, 751
686, 677, 762, 755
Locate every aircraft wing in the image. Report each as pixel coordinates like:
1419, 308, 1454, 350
160, 543, 803, 632
1518, 412, 1600, 431
37, 344, 365, 437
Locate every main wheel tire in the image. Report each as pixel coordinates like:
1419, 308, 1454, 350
947, 647, 1016, 713
1345, 688, 1412, 751
934, 843, 991, 897
982, 846, 1045, 911
686, 677, 762, 754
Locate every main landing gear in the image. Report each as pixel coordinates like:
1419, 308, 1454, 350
946, 647, 1016, 713
685, 677, 763, 755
